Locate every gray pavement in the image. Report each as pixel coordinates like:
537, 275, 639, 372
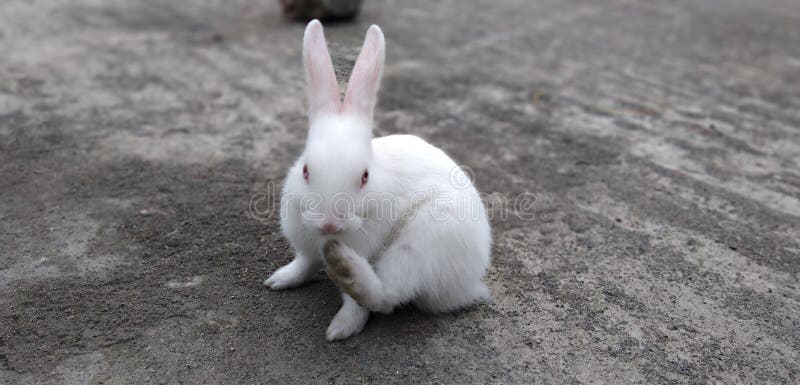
1, 0, 799, 384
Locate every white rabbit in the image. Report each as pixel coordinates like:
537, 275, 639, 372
264, 20, 491, 341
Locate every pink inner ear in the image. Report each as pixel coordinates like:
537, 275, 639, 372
304, 21, 341, 117
343, 26, 385, 117
343, 46, 379, 105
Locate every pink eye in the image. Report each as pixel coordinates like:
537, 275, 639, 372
303, 164, 309, 182
361, 169, 368, 188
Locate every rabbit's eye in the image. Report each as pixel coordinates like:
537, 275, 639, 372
303, 164, 309, 182
361, 169, 369, 188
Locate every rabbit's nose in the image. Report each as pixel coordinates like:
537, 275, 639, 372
320, 222, 342, 235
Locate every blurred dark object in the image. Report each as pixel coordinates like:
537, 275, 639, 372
280, 0, 362, 21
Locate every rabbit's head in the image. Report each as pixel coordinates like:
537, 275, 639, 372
298, 20, 385, 235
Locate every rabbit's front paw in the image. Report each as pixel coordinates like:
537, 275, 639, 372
323, 240, 389, 312
322, 240, 363, 302
322, 240, 354, 282
263, 259, 312, 290
326, 298, 369, 341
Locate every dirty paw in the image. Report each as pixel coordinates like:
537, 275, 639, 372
322, 240, 362, 300
322, 240, 353, 280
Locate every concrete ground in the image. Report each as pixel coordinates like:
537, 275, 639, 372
1, 0, 799, 383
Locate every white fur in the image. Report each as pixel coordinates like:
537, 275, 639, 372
264, 20, 491, 341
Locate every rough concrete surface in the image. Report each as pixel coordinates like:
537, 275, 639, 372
1, 0, 799, 384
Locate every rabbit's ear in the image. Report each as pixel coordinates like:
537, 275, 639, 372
303, 20, 341, 121
343, 25, 385, 123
